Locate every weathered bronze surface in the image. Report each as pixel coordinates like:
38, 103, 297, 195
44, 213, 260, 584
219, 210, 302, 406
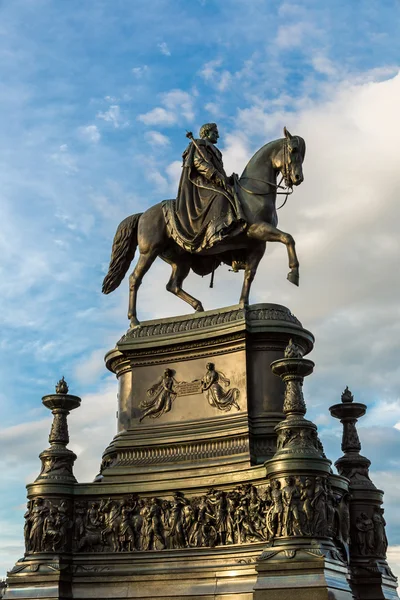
330, 388, 398, 599
4, 307, 399, 600
102, 124, 306, 325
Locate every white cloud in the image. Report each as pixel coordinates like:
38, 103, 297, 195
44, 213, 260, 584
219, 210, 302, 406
97, 104, 129, 128
162, 89, 194, 121
311, 54, 338, 77
205, 102, 222, 117
74, 348, 107, 385
145, 130, 170, 146
221, 132, 252, 175
199, 59, 232, 91
138, 106, 177, 126
78, 124, 100, 143
387, 546, 400, 578
158, 41, 171, 56
50, 144, 78, 172
166, 160, 182, 192
217, 71, 231, 91
132, 65, 149, 77
199, 58, 222, 81
137, 88, 194, 126
275, 22, 315, 49
146, 169, 169, 193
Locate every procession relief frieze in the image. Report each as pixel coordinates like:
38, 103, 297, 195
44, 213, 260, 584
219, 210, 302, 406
139, 362, 240, 421
23, 477, 361, 561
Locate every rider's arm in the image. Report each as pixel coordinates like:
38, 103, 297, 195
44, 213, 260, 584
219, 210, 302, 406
193, 146, 217, 181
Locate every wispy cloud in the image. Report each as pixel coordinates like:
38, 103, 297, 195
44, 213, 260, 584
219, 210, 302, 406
199, 59, 232, 91
97, 105, 129, 128
158, 41, 171, 56
132, 65, 149, 77
138, 88, 195, 126
145, 130, 171, 146
50, 144, 78, 172
78, 124, 101, 143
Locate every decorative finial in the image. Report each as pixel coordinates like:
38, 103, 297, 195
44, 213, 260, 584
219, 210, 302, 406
341, 386, 354, 403
55, 376, 69, 395
284, 339, 303, 359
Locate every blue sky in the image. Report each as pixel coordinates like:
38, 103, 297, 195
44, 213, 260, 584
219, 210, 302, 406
2, 0, 400, 580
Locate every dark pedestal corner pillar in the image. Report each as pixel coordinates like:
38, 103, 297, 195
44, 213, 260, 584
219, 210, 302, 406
5, 378, 81, 600
330, 387, 399, 600
254, 340, 354, 600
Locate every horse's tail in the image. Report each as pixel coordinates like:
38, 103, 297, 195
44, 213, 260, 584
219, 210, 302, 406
102, 213, 143, 294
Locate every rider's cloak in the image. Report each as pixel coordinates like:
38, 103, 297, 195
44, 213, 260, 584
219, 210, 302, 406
162, 138, 246, 254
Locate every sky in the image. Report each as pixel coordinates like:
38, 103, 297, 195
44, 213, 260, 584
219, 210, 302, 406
1, 0, 400, 582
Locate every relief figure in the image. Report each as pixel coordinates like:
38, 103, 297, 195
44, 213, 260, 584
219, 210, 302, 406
355, 512, 375, 555
139, 369, 177, 422
282, 476, 303, 536
373, 507, 388, 557
29, 498, 48, 552
201, 362, 240, 412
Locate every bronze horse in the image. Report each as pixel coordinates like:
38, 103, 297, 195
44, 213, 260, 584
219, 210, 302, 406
103, 128, 306, 326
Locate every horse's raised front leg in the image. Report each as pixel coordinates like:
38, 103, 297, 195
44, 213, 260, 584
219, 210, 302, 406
166, 260, 204, 312
239, 243, 266, 309
247, 222, 299, 286
128, 249, 158, 327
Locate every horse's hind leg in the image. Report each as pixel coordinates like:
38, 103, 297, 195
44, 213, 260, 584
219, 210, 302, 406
128, 249, 158, 326
166, 260, 204, 312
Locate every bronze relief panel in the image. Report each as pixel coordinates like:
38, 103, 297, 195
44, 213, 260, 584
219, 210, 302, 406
138, 362, 242, 422
127, 352, 246, 424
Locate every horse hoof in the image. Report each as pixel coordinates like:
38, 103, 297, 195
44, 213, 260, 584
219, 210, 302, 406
129, 317, 141, 329
195, 304, 204, 312
287, 270, 299, 286
239, 300, 249, 310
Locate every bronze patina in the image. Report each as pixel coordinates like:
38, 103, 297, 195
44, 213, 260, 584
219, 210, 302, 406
5, 117, 399, 600
5, 307, 399, 600
102, 124, 306, 325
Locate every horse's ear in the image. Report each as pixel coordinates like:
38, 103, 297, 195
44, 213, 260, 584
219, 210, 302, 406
283, 126, 293, 139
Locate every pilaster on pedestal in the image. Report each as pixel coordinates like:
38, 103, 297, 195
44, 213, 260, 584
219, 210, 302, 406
254, 340, 353, 600
330, 388, 399, 599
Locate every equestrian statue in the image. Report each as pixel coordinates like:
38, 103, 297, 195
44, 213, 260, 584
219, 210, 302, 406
102, 123, 306, 326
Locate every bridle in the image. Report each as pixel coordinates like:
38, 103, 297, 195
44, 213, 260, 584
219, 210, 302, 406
237, 137, 297, 210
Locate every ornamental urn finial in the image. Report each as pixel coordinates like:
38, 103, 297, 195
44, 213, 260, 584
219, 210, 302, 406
56, 376, 69, 395
284, 338, 303, 359
341, 386, 354, 403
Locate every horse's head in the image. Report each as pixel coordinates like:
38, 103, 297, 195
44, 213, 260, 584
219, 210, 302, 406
277, 127, 306, 187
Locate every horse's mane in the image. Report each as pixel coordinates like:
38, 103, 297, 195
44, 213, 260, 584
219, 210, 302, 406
242, 135, 306, 173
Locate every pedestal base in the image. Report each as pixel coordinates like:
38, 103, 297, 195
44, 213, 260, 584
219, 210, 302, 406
350, 559, 399, 600
5, 303, 397, 600
254, 539, 353, 600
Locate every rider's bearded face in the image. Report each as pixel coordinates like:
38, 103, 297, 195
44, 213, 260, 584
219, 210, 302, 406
207, 126, 219, 144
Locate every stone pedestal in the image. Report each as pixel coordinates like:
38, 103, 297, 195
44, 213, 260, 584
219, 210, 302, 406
99, 302, 314, 487
4, 304, 398, 600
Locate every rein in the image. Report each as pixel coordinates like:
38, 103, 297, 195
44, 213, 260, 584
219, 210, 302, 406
238, 175, 293, 210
